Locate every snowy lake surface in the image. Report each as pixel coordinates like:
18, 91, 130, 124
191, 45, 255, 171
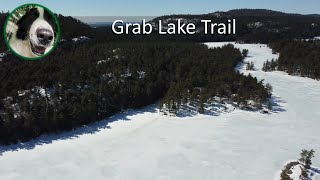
0, 42, 319, 180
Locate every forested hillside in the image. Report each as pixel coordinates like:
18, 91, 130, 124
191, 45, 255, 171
151, 9, 320, 43
269, 41, 320, 79
2, 9, 319, 144
0, 13, 7, 52
0, 37, 272, 144
159, 45, 270, 114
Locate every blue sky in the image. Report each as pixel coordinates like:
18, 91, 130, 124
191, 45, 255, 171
1, 0, 320, 16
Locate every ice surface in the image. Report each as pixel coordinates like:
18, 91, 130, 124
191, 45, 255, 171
0, 43, 319, 180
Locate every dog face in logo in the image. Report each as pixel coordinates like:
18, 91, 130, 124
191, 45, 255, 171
6, 5, 58, 58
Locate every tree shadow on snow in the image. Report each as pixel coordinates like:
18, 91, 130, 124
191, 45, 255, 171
175, 102, 233, 118
310, 167, 320, 178
235, 62, 246, 72
269, 95, 286, 113
0, 104, 158, 156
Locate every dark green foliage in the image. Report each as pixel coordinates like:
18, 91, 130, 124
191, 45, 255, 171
280, 149, 316, 180
160, 45, 271, 113
262, 59, 278, 72
0, 41, 272, 144
0, 13, 270, 144
246, 62, 255, 70
300, 167, 309, 180
0, 12, 8, 52
269, 41, 320, 79
57, 15, 94, 40
0, 9, 318, 144
242, 49, 249, 57
151, 9, 320, 43
298, 149, 315, 179
280, 161, 299, 180
299, 149, 315, 169
198, 93, 205, 114
265, 83, 273, 97
0, 39, 270, 144
2, 8, 320, 49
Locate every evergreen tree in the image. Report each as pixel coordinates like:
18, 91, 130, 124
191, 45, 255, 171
299, 149, 315, 169
262, 62, 267, 72
269, 41, 320, 79
198, 93, 205, 114
246, 62, 255, 70
299, 167, 309, 180
266, 83, 273, 97
242, 49, 249, 57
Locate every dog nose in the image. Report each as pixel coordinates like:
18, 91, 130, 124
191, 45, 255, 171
36, 28, 53, 45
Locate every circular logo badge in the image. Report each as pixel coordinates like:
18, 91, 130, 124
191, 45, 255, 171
3, 4, 61, 60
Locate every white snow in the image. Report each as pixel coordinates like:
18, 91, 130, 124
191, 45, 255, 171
161, 97, 237, 117
101, 73, 114, 81
212, 12, 222, 18
72, 36, 90, 42
97, 58, 112, 65
0, 52, 6, 58
302, 36, 320, 41
137, 70, 146, 79
17, 86, 52, 98
121, 69, 132, 78
290, 164, 303, 180
112, 48, 120, 53
97, 60, 107, 65
278, 161, 320, 180
248, 22, 263, 28
0, 42, 320, 180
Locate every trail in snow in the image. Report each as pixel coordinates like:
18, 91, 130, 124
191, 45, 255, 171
0, 43, 319, 180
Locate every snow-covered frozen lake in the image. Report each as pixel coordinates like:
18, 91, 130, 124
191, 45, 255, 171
0, 43, 319, 180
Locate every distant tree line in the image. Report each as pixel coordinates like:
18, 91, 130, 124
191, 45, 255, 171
2, 8, 320, 49
151, 9, 320, 43
269, 41, 320, 79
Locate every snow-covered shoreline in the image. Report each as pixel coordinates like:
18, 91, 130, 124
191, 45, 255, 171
0, 42, 319, 180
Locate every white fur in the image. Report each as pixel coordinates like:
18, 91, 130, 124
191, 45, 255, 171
6, 7, 55, 58
29, 7, 55, 49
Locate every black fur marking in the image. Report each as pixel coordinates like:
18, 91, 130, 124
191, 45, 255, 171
43, 9, 57, 37
16, 8, 40, 40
